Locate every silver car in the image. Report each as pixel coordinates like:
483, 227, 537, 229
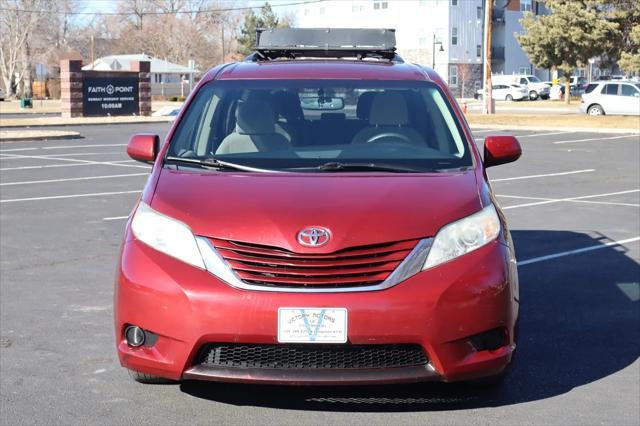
581, 81, 640, 116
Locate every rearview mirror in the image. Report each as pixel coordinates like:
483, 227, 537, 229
127, 134, 159, 164
300, 97, 344, 110
484, 135, 522, 168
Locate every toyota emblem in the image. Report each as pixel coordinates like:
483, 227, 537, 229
297, 227, 331, 247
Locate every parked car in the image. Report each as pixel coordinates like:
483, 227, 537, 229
580, 81, 640, 115
0, 87, 5, 101
475, 84, 528, 101
492, 74, 550, 100
115, 28, 521, 386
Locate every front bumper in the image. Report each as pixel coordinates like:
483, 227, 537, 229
114, 238, 518, 384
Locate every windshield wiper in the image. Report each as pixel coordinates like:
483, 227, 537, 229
165, 156, 280, 173
316, 162, 423, 173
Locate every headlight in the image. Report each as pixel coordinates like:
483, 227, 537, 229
131, 202, 205, 269
423, 204, 500, 270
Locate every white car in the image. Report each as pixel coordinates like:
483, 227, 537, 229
580, 81, 640, 116
475, 84, 528, 101
491, 74, 550, 100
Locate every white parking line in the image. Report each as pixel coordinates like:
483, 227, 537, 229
516, 131, 572, 138
0, 159, 141, 171
0, 151, 123, 159
0, 147, 40, 152
0, 152, 150, 169
0, 173, 148, 186
0, 143, 127, 153
553, 135, 639, 144
0, 190, 141, 203
518, 236, 640, 266
103, 216, 130, 221
498, 194, 639, 208
501, 189, 640, 210
42, 143, 127, 150
492, 169, 594, 182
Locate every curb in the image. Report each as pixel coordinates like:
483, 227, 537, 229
0, 134, 84, 142
0, 116, 175, 128
468, 123, 640, 135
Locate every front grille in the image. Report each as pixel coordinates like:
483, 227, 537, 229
210, 237, 419, 288
199, 343, 428, 370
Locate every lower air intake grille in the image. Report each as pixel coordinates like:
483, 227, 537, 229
199, 343, 428, 370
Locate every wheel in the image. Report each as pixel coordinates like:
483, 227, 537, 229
505, 94, 513, 101
529, 90, 538, 100
540, 94, 549, 100
128, 369, 174, 384
587, 104, 604, 116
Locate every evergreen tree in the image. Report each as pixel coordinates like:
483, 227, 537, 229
516, 0, 618, 103
237, 3, 290, 56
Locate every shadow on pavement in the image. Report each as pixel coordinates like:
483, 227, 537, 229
180, 230, 640, 412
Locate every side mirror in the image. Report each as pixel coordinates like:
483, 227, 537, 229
127, 134, 159, 164
484, 135, 522, 168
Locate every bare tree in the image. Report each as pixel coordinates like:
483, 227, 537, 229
0, 0, 46, 97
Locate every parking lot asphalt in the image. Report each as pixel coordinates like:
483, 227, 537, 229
1, 123, 638, 425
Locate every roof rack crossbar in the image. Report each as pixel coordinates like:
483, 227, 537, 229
252, 28, 398, 61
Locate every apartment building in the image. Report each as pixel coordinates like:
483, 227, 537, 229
491, 0, 549, 80
292, 0, 546, 96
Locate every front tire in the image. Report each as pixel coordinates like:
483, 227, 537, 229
529, 90, 538, 100
506, 94, 514, 101
128, 369, 174, 384
587, 104, 605, 116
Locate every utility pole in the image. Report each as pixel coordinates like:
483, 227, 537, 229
483, 0, 495, 114
90, 35, 95, 70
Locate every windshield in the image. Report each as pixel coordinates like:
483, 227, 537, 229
167, 80, 473, 172
527, 76, 541, 83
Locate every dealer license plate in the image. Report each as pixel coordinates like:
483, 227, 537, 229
277, 308, 347, 343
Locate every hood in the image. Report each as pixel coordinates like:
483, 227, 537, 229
151, 170, 481, 253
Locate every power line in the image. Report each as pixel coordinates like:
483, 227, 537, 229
0, 0, 324, 16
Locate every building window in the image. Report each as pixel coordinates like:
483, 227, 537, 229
477, 6, 483, 19
520, 0, 532, 12
449, 65, 458, 86
352, 4, 364, 12
319, 7, 325, 14
451, 0, 458, 5
304, 8, 310, 15
373, 1, 388, 10
418, 37, 427, 46
419, 0, 427, 6
477, 44, 482, 57
519, 67, 529, 74
451, 27, 458, 45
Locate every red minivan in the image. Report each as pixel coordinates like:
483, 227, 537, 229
115, 29, 521, 385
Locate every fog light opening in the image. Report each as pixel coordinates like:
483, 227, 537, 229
125, 325, 146, 347
469, 327, 507, 352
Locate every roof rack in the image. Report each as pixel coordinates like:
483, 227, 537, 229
249, 28, 400, 62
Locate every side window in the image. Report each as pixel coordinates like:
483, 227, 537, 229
620, 85, 639, 97
584, 84, 598, 94
604, 84, 619, 95
519, 78, 528, 85
451, 27, 458, 45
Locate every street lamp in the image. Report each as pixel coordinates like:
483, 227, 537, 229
432, 34, 444, 69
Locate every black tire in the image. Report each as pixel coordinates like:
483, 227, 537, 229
540, 94, 549, 100
128, 369, 175, 384
505, 94, 513, 101
528, 90, 538, 100
587, 104, 605, 116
